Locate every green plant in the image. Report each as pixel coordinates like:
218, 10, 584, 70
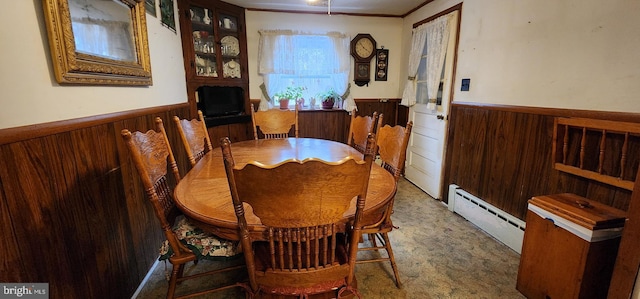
274, 86, 305, 102
317, 89, 341, 103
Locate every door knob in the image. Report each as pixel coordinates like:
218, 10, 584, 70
436, 114, 445, 120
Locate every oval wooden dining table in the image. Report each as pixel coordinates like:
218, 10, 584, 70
173, 137, 397, 240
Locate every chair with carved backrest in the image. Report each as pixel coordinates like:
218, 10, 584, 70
121, 117, 244, 299
173, 110, 213, 168
356, 121, 413, 288
251, 103, 299, 139
347, 110, 383, 153
221, 134, 377, 298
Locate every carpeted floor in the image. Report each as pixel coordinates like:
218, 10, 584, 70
134, 178, 526, 298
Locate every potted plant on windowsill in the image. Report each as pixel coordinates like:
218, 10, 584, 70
274, 86, 305, 110
317, 89, 341, 110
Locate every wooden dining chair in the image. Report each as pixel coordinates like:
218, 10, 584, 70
173, 110, 213, 168
221, 134, 378, 298
251, 103, 299, 139
347, 110, 383, 153
356, 121, 413, 288
121, 117, 245, 299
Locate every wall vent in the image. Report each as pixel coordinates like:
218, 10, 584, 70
448, 184, 525, 253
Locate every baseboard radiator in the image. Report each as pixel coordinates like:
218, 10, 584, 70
448, 184, 526, 254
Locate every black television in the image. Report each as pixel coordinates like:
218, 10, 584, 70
197, 86, 244, 117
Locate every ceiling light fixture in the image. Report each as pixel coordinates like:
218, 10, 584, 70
305, 0, 331, 14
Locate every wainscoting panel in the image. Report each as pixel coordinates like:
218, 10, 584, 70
443, 103, 640, 220
0, 105, 191, 298
298, 109, 350, 142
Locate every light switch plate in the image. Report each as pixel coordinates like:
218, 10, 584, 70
461, 78, 470, 91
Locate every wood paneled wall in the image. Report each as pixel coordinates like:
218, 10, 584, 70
443, 102, 640, 220
0, 104, 191, 299
298, 109, 351, 142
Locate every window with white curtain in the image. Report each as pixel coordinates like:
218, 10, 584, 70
258, 30, 353, 110
416, 49, 446, 106
402, 13, 452, 108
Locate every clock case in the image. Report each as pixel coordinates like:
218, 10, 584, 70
350, 34, 376, 87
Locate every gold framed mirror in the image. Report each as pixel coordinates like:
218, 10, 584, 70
43, 0, 152, 85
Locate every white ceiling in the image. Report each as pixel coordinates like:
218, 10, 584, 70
220, 0, 428, 17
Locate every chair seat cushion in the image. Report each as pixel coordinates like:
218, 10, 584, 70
159, 217, 241, 261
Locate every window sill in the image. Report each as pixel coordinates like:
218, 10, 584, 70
296, 107, 345, 112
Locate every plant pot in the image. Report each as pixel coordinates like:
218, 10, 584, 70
321, 99, 335, 109
279, 99, 290, 110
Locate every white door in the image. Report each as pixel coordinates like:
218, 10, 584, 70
404, 11, 458, 199
405, 104, 447, 198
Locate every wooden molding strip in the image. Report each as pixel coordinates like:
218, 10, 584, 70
554, 163, 635, 191
452, 102, 640, 123
0, 103, 189, 146
353, 98, 401, 103
246, 8, 404, 18
556, 117, 640, 134
243, 0, 436, 18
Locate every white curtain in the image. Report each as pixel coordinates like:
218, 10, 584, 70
401, 14, 452, 108
400, 25, 427, 107
258, 30, 353, 111
423, 14, 452, 110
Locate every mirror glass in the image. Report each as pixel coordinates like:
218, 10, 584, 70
68, 0, 137, 62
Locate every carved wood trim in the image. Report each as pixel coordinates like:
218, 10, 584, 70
552, 117, 640, 191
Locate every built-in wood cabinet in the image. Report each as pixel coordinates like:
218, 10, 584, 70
177, 0, 251, 138
207, 122, 253, 146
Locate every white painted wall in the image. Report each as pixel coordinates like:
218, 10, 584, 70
0, 1, 187, 129
402, 0, 640, 113
244, 11, 403, 101
2, 0, 638, 128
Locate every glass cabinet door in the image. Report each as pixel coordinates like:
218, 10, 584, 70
189, 5, 217, 77
218, 13, 241, 79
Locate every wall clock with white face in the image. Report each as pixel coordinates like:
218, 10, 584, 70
351, 34, 376, 61
350, 34, 377, 86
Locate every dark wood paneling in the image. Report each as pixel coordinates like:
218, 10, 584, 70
0, 105, 191, 298
444, 103, 639, 220
227, 123, 253, 143
397, 104, 409, 127
355, 99, 400, 127
206, 122, 252, 149
0, 170, 23, 282
298, 110, 350, 142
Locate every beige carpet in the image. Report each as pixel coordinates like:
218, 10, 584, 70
134, 178, 525, 298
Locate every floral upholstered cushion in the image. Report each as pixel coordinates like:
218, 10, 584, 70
159, 217, 241, 261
